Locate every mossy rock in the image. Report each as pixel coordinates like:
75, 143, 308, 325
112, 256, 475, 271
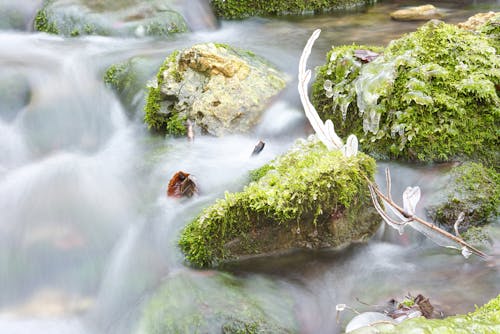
210, 0, 377, 19
145, 43, 287, 136
428, 162, 499, 233
312, 20, 500, 165
348, 294, 500, 333
179, 136, 380, 268
104, 56, 163, 117
33, 0, 187, 37
139, 271, 298, 334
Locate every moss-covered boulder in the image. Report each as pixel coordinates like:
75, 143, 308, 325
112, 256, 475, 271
428, 162, 499, 234
179, 137, 380, 268
348, 294, 500, 333
139, 271, 298, 333
312, 20, 500, 165
210, 0, 377, 19
34, 0, 187, 37
145, 43, 287, 136
104, 56, 162, 117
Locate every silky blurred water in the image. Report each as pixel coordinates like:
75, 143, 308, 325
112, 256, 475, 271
0, 1, 498, 333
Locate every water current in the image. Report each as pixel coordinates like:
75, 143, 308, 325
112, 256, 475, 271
0, 1, 499, 333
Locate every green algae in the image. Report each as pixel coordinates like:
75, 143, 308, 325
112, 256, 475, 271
312, 21, 500, 165
179, 137, 380, 268
429, 162, 499, 232
210, 0, 377, 19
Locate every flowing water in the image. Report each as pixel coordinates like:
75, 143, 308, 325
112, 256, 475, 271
0, 1, 499, 333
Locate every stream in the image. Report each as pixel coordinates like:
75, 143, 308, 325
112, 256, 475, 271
0, 0, 499, 333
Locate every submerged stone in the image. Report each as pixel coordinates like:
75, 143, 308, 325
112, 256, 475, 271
139, 271, 298, 334
179, 136, 380, 268
428, 162, 499, 234
210, 0, 377, 19
390, 5, 443, 22
144, 43, 287, 136
33, 0, 187, 37
347, 294, 500, 333
312, 20, 500, 165
104, 56, 163, 118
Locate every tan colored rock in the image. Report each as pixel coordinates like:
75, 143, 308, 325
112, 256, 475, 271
156, 43, 287, 136
457, 11, 496, 31
390, 5, 443, 21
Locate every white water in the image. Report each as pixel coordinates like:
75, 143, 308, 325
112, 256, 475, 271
0, 1, 499, 333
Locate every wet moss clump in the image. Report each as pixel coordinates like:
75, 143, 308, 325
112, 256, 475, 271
33, 8, 59, 34
429, 162, 499, 233
349, 294, 500, 333
140, 272, 297, 334
179, 137, 380, 268
210, 0, 377, 19
143, 51, 187, 136
312, 20, 500, 165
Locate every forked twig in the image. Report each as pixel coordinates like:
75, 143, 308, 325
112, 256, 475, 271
365, 171, 489, 260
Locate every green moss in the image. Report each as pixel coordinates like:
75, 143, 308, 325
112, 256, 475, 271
210, 0, 377, 19
33, 8, 59, 34
143, 50, 187, 136
179, 137, 379, 268
312, 21, 500, 165
429, 162, 499, 231
351, 294, 500, 333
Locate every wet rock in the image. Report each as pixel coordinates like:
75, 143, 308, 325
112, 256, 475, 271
312, 21, 500, 165
179, 136, 380, 268
211, 0, 377, 19
33, 0, 187, 37
104, 56, 163, 118
348, 294, 500, 333
457, 11, 497, 31
144, 43, 287, 136
390, 5, 443, 22
428, 162, 499, 234
0, 70, 31, 122
0, 1, 42, 31
139, 271, 298, 333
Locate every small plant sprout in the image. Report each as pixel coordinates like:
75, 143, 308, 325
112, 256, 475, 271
299, 29, 358, 157
367, 168, 489, 260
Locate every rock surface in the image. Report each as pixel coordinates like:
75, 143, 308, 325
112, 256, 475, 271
34, 0, 187, 37
457, 11, 497, 31
312, 20, 500, 164
179, 137, 380, 268
390, 5, 443, 21
145, 43, 287, 136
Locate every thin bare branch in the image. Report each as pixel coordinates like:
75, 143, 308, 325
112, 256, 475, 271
364, 174, 489, 260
